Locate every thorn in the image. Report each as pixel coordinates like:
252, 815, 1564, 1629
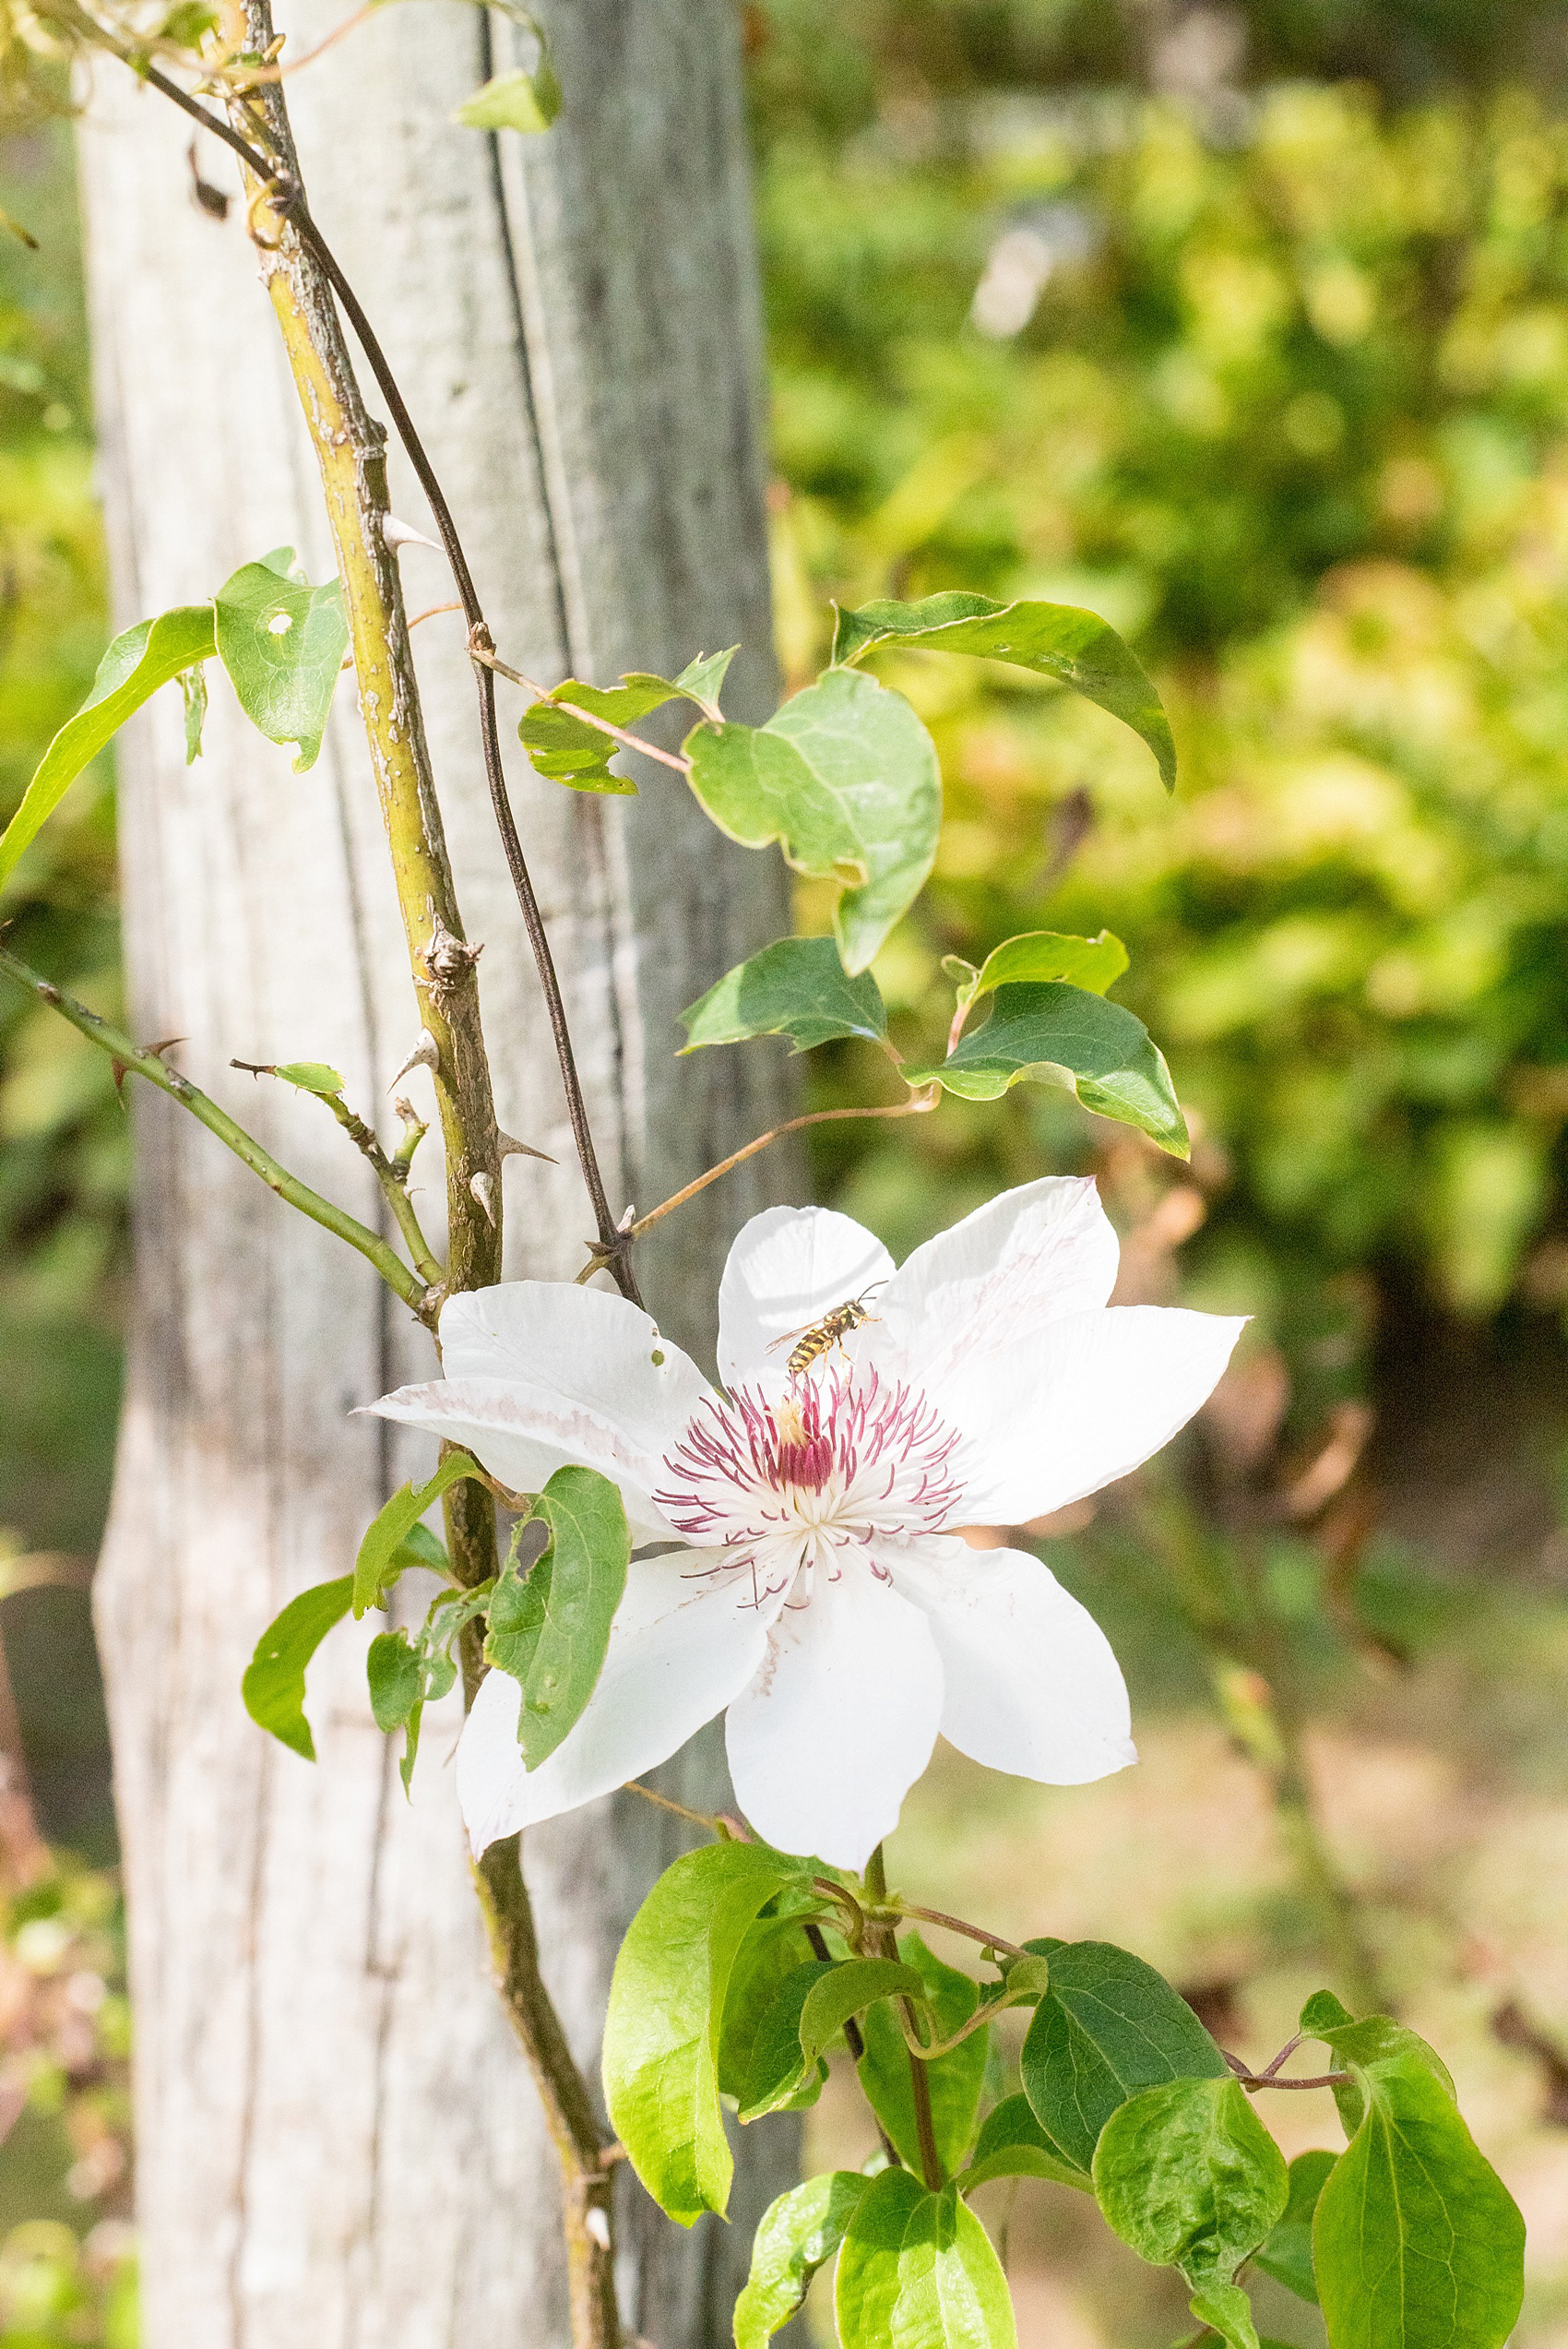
424, 912, 481, 988
584, 2208, 611, 2251
150, 1037, 189, 1060
186, 139, 231, 221
383, 514, 440, 554
387, 1029, 439, 1089
469, 1170, 496, 1226
496, 1130, 556, 1165
617, 1203, 637, 1231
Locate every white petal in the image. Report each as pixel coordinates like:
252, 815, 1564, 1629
438, 1282, 711, 1459
365, 1283, 713, 1541
889, 1538, 1134, 1783
718, 1206, 894, 1392
456, 1550, 778, 1854
862, 1175, 1120, 1396
367, 1375, 678, 1542
945, 1305, 1245, 1526
724, 1554, 943, 1869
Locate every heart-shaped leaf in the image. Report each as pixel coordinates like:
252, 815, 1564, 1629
680, 935, 889, 1055
483, 1464, 631, 1770
684, 666, 940, 973
213, 549, 349, 772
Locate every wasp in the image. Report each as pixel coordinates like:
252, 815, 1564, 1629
768, 1283, 885, 1380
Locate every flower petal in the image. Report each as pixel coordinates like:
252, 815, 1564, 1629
718, 1206, 894, 1392
724, 1555, 942, 1868
888, 1538, 1134, 1783
861, 1176, 1120, 1396
456, 1550, 777, 1854
943, 1305, 1245, 1526
438, 1281, 712, 1458
365, 1282, 714, 1540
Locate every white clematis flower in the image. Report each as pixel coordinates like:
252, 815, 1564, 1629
368, 1176, 1243, 1870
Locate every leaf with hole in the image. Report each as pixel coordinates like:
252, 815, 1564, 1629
241, 1574, 354, 1761
680, 936, 889, 1055
831, 590, 1175, 789
1019, 1938, 1228, 2174
213, 550, 349, 771
684, 666, 940, 973
518, 649, 737, 791
1, 603, 216, 888
903, 981, 1188, 1156
734, 2171, 870, 2349
858, 1933, 990, 2177
482, 1464, 630, 1770
1303, 2009, 1525, 2349
602, 1841, 812, 2224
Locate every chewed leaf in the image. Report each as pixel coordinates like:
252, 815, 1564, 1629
1, 602, 216, 888
683, 666, 940, 973
483, 1464, 630, 1770
970, 928, 1128, 1000
830, 590, 1175, 789
518, 648, 736, 791
680, 936, 888, 1055
213, 551, 349, 772
241, 1574, 354, 1761
904, 981, 1189, 1157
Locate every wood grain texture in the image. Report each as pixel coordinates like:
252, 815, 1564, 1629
78, 6, 800, 2340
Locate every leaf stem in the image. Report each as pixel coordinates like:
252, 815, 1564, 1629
865, 1846, 944, 2191
576, 1089, 940, 1274
473, 645, 694, 777
0, 947, 434, 1321
892, 1902, 1028, 1961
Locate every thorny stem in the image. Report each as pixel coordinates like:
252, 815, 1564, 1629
866, 1847, 944, 2191
231, 1060, 445, 1288
0, 948, 435, 1320
133, 48, 639, 1303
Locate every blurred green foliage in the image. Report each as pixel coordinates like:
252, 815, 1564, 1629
753, 15, 1568, 1374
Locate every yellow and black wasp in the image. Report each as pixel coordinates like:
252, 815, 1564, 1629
768, 1283, 885, 1380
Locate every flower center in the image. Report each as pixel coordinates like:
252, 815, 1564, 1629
655, 1367, 963, 1601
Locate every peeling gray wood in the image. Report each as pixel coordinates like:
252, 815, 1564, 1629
78, 6, 799, 2342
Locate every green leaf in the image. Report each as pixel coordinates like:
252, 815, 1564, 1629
836, 2168, 931, 2349
717, 1912, 817, 2099
602, 1842, 810, 2224
737, 1959, 839, 2120
518, 650, 736, 791
270, 1060, 345, 1095
830, 590, 1176, 791
353, 1451, 482, 1616
1019, 1939, 1228, 2175
734, 2171, 870, 2349
371, 1582, 490, 1796
680, 936, 889, 1055
454, 59, 561, 130
1304, 2012, 1525, 2349
240, 1574, 354, 1761
969, 929, 1128, 1001
859, 1933, 990, 2176
181, 662, 208, 763
957, 2093, 1090, 2195
0, 604, 216, 887
1253, 2150, 1335, 2303
838, 2173, 1018, 2349
1190, 2281, 1265, 2349
213, 552, 349, 772
1092, 2076, 1288, 2289
366, 1628, 424, 1733
802, 1959, 927, 2065
903, 981, 1189, 1157
683, 666, 941, 974
482, 1465, 630, 1769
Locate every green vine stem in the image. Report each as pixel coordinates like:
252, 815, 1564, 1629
0, 947, 434, 1320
